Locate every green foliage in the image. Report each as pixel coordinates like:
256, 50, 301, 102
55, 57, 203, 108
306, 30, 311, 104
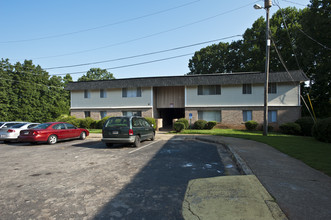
245, 120, 258, 131
194, 120, 207, 130
173, 122, 185, 132
279, 122, 301, 135
145, 117, 156, 129
312, 117, 331, 143
177, 118, 189, 129
78, 68, 115, 81
56, 115, 80, 127
98, 116, 111, 129
79, 117, 94, 129
205, 121, 217, 130
0, 59, 70, 122
295, 117, 315, 136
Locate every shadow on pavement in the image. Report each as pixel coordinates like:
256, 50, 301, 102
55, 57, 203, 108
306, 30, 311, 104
93, 136, 225, 219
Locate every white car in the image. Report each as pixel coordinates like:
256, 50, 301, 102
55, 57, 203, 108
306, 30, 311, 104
0, 123, 39, 143
0, 121, 28, 129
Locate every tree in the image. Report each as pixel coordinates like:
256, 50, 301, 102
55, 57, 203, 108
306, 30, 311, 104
78, 68, 115, 81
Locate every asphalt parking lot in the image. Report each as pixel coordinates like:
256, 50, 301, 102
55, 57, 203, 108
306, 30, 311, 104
0, 136, 239, 219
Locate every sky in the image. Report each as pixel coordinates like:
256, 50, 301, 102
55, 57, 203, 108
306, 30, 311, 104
1, 0, 311, 81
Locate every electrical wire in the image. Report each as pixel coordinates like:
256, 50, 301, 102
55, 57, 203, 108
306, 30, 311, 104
30, 0, 259, 60
44, 35, 242, 70
0, 0, 201, 44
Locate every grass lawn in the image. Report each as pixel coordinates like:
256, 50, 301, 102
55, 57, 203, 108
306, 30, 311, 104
89, 129, 102, 133
179, 129, 331, 177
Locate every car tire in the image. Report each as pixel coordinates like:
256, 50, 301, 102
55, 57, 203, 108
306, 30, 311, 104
80, 132, 86, 140
47, 135, 57, 145
151, 132, 155, 141
106, 143, 113, 147
133, 135, 141, 148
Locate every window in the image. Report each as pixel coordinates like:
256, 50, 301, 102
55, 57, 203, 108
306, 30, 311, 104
53, 123, 66, 130
122, 87, 142, 98
100, 89, 107, 98
65, 123, 76, 129
268, 83, 277, 94
100, 111, 107, 119
84, 111, 91, 118
198, 111, 221, 122
243, 84, 252, 94
268, 110, 277, 122
123, 111, 142, 117
84, 90, 90, 98
197, 85, 221, 95
243, 110, 252, 122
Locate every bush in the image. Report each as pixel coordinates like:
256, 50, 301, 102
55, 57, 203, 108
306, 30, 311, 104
145, 117, 156, 129
194, 120, 207, 130
56, 115, 81, 127
98, 116, 111, 129
177, 118, 189, 129
173, 122, 185, 132
245, 120, 258, 131
295, 117, 315, 136
79, 117, 94, 129
312, 117, 331, 143
279, 122, 301, 135
205, 121, 217, 130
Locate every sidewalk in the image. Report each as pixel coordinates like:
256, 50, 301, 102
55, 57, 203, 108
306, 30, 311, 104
195, 135, 331, 220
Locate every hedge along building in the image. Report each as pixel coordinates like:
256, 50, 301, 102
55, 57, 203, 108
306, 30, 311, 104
65, 71, 308, 129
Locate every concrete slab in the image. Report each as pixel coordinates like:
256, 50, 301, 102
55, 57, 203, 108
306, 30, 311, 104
182, 175, 287, 220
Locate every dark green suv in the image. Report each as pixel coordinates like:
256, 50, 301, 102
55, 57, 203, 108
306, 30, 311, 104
102, 116, 155, 147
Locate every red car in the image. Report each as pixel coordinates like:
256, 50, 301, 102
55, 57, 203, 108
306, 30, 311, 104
18, 122, 89, 145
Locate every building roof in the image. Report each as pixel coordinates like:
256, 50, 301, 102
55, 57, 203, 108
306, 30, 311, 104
65, 70, 308, 90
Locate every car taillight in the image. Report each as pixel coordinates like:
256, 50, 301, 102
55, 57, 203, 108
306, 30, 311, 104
32, 131, 38, 136
7, 129, 15, 133
129, 129, 133, 135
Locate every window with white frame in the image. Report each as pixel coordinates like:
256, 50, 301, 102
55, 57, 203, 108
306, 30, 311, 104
268, 110, 277, 122
84, 90, 90, 98
100, 111, 107, 119
268, 83, 277, 94
242, 84, 252, 94
100, 89, 107, 98
198, 111, 221, 122
123, 111, 142, 117
197, 85, 221, 95
122, 87, 142, 98
243, 110, 252, 122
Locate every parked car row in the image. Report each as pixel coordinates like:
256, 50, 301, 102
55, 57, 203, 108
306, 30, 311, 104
1, 116, 155, 147
0, 122, 89, 144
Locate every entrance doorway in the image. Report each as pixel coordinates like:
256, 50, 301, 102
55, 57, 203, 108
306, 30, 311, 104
158, 108, 185, 128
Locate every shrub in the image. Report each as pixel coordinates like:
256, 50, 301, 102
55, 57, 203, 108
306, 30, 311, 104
98, 116, 111, 129
145, 117, 156, 129
56, 115, 80, 127
173, 122, 185, 132
205, 121, 217, 130
312, 117, 331, 143
279, 122, 301, 135
177, 118, 189, 129
245, 120, 258, 131
79, 117, 94, 129
295, 117, 315, 136
194, 120, 207, 130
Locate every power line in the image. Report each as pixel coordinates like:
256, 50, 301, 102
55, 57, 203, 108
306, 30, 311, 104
52, 53, 193, 76
44, 35, 242, 70
30, 1, 259, 60
0, 0, 201, 44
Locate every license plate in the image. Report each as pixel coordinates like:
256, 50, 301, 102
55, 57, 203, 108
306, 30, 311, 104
112, 131, 119, 135
24, 131, 29, 135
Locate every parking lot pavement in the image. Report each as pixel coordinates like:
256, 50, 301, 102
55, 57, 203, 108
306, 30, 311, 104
0, 137, 239, 219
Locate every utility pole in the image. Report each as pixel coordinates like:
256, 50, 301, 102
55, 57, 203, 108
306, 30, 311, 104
254, 0, 272, 136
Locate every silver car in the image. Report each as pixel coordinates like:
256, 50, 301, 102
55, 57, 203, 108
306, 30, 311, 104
0, 121, 28, 129
0, 123, 40, 143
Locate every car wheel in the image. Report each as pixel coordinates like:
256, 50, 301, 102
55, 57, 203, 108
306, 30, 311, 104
80, 132, 86, 140
151, 132, 155, 141
133, 135, 141, 148
47, 135, 57, 145
106, 143, 113, 147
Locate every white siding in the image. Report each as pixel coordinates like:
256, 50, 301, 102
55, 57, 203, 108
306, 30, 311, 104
71, 87, 152, 109
186, 83, 300, 107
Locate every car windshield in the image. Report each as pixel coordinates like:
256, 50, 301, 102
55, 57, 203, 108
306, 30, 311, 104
34, 123, 52, 129
11, 123, 28, 128
0, 123, 3, 127
105, 117, 129, 128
